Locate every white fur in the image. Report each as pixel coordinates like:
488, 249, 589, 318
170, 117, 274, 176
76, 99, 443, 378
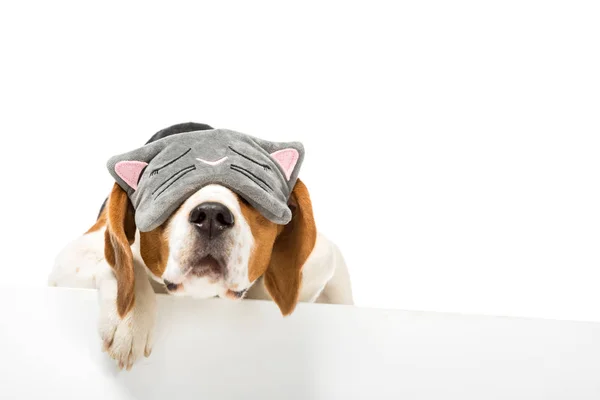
48, 184, 353, 370
163, 184, 254, 297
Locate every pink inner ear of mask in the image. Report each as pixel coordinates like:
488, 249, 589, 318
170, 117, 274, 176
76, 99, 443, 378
270, 149, 299, 180
115, 161, 148, 190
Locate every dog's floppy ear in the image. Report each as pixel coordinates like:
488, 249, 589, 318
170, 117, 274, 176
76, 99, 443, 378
104, 183, 137, 317
264, 179, 317, 316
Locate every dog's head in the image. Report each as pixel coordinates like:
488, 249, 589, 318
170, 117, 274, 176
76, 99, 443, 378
102, 124, 316, 318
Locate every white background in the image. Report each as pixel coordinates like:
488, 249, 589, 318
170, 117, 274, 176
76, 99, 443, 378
1, 1, 599, 322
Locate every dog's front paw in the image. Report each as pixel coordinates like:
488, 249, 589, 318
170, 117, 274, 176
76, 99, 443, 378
98, 308, 154, 370
97, 286, 156, 370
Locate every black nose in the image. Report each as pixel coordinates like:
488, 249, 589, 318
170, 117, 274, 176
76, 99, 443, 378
189, 202, 235, 239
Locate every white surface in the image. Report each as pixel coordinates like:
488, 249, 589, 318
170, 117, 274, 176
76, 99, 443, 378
1, 287, 600, 399
2, 1, 600, 322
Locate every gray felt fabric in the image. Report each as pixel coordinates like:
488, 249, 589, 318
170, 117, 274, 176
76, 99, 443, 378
107, 129, 305, 232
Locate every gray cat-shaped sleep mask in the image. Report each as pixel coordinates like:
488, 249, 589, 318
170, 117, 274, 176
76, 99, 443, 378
107, 128, 305, 232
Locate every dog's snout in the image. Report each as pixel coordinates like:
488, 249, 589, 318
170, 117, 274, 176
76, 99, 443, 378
189, 202, 235, 239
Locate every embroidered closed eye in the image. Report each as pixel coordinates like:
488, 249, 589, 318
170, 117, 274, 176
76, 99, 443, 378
150, 148, 191, 176
228, 146, 271, 171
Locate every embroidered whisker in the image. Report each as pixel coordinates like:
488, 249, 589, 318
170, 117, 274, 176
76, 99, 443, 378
230, 164, 273, 192
153, 165, 196, 198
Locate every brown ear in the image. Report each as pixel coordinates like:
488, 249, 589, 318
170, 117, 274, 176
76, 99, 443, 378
104, 183, 137, 317
264, 179, 317, 316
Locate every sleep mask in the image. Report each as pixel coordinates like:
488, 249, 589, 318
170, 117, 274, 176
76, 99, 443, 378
107, 127, 305, 232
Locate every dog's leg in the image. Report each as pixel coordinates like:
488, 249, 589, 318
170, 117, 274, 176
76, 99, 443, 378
50, 228, 156, 370
97, 257, 156, 370
301, 234, 354, 305
246, 233, 354, 305
49, 229, 109, 289
314, 239, 354, 305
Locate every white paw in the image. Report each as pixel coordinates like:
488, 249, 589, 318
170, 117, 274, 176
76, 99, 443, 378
97, 269, 157, 370
98, 303, 155, 370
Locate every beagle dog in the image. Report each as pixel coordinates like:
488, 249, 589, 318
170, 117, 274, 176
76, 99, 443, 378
48, 123, 353, 370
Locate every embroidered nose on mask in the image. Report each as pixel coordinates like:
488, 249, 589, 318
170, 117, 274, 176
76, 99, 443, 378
195, 156, 228, 166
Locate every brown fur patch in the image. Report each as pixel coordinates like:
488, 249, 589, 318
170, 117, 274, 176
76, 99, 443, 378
239, 200, 279, 283
104, 183, 137, 317
241, 179, 317, 316
139, 225, 170, 278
